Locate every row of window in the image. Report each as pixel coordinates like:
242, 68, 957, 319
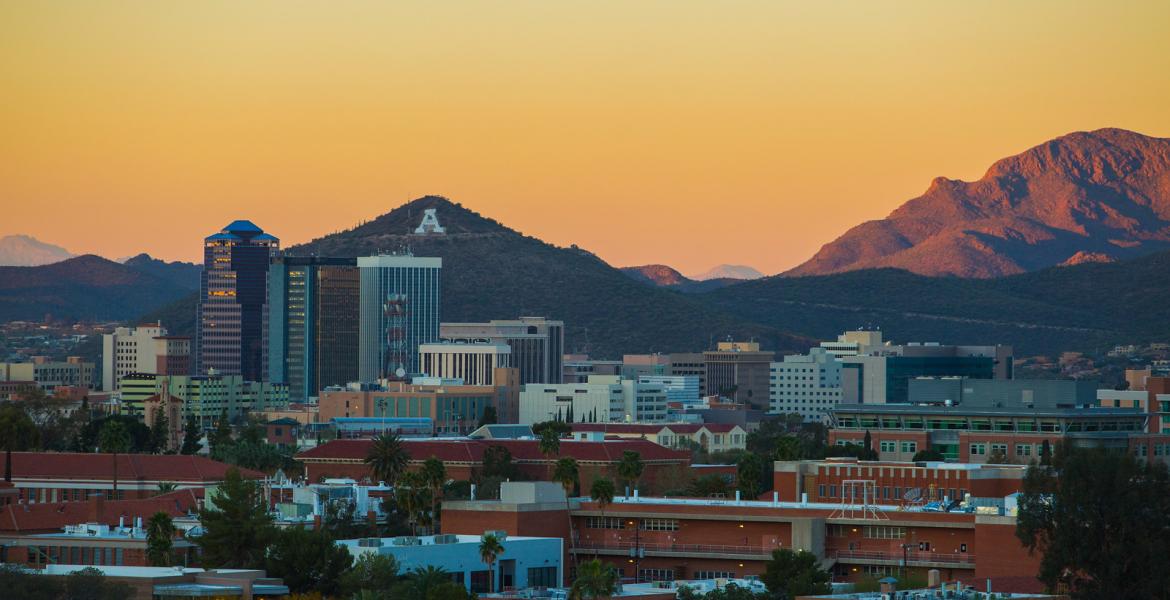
819, 484, 965, 501
584, 517, 680, 531
26, 546, 125, 566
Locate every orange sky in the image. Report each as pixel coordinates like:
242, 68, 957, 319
3, 1, 1169, 275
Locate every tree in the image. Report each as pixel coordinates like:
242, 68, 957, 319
149, 408, 170, 454
209, 410, 233, 457
987, 448, 1013, 464
421, 456, 447, 534
396, 470, 430, 536
479, 533, 505, 594
197, 467, 274, 568
688, 473, 731, 498
0, 563, 61, 600
736, 452, 767, 499
340, 553, 399, 598
180, 415, 202, 455
539, 428, 561, 480
772, 436, 804, 461
157, 481, 178, 493
531, 420, 571, 438
478, 405, 498, 428
265, 526, 353, 596
617, 451, 644, 494
912, 449, 945, 462
1017, 446, 1170, 599
366, 433, 410, 486
761, 549, 831, 599
63, 567, 134, 600
481, 444, 520, 480
678, 582, 766, 600
1039, 439, 1052, 466
0, 403, 38, 483
145, 511, 175, 566
99, 420, 131, 498
863, 430, 873, 458
569, 558, 618, 600
553, 457, 580, 570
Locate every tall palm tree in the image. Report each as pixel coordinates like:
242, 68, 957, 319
395, 471, 428, 536
553, 457, 580, 571
569, 558, 618, 600
99, 420, 131, 499
145, 511, 175, 566
539, 428, 561, 480
365, 433, 409, 486
589, 477, 616, 557
479, 533, 505, 594
0, 404, 38, 484
616, 451, 644, 495
420, 456, 446, 534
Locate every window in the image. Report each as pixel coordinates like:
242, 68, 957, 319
970, 443, 986, 456
641, 518, 679, 531
863, 525, 906, 539
695, 571, 737, 579
639, 569, 675, 582
990, 443, 1008, 455
900, 441, 917, 453
880, 441, 896, 453
586, 517, 623, 529
818, 484, 826, 498
528, 566, 558, 588
827, 525, 849, 537
1015, 444, 1032, 457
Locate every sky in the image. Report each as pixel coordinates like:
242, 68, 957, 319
3, 1, 1170, 275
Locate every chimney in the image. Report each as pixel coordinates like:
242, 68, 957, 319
88, 493, 106, 522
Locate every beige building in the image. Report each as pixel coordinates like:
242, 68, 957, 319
703, 342, 774, 410
319, 371, 519, 434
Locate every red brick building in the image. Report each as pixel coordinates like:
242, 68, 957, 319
773, 458, 1026, 505
296, 438, 691, 491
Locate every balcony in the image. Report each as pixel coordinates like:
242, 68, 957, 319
831, 549, 975, 569
571, 540, 778, 560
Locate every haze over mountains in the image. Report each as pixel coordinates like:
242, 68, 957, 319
0, 235, 74, 266
788, 128, 1170, 278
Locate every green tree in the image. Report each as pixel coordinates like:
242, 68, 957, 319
1039, 439, 1052, 466
64, 566, 134, 600
478, 405, 498, 428
265, 526, 353, 596
481, 444, 521, 480
479, 533, 505, 594
1017, 446, 1170, 599
145, 511, 175, 566
761, 549, 831, 599
569, 558, 618, 600
736, 452, 767, 500
0, 563, 61, 600
366, 433, 410, 486
863, 430, 874, 459
99, 420, 131, 498
539, 428, 561, 480
149, 408, 170, 454
197, 467, 274, 568
180, 415, 202, 455
553, 457, 580, 570
589, 477, 616, 557
209, 410, 233, 458
617, 450, 644, 494
911, 449, 945, 462
0, 403, 38, 483
157, 481, 178, 493
340, 553, 399, 598
532, 420, 571, 438
688, 473, 731, 498
420, 456, 447, 534
678, 582, 766, 600
396, 470, 430, 536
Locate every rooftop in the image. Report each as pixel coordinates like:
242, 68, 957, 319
297, 437, 690, 464
0, 490, 200, 534
7, 452, 264, 483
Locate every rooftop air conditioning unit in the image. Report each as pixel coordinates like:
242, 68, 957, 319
357, 538, 383, 547
433, 534, 458, 544
392, 536, 421, 546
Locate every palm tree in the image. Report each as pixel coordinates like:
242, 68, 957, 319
553, 457, 580, 571
395, 471, 428, 536
616, 451, 643, 495
145, 511, 175, 566
409, 565, 453, 594
157, 481, 178, 493
569, 558, 618, 600
539, 428, 561, 480
0, 404, 38, 484
589, 477, 616, 557
420, 456, 446, 534
479, 533, 505, 594
99, 420, 131, 499
366, 433, 409, 486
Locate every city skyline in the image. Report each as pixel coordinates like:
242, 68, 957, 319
4, 1, 1170, 273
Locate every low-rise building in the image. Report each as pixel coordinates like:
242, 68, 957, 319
0, 356, 95, 391
769, 348, 842, 421
118, 373, 288, 422
570, 423, 747, 453
519, 375, 669, 425
419, 342, 513, 387
319, 377, 515, 435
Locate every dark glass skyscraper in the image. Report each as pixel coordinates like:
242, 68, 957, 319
358, 254, 442, 382
195, 220, 279, 380
268, 257, 360, 401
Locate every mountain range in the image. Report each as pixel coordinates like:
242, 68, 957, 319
0, 235, 74, 266
787, 128, 1170, 278
619, 265, 746, 293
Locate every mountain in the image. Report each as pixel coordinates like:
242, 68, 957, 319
289, 196, 811, 357
622, 264, 690, 287
122, 254, 202, 289
691, 264, 765, 281
0, 235, 74, 266
702, 249, 1170, 357
0, 255, 193, 322
788, 128, 1170, 278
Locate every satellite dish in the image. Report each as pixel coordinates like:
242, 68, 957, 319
395, 367, 407, 379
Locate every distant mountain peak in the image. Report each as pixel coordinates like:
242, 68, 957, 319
0, 234, 74, 266
691, 264, 765, 281
788, 128, 1170, 278
621, 264, 691, 286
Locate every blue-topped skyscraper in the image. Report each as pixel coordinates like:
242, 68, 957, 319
196, 220, 280, 380
358, 254, 442, 382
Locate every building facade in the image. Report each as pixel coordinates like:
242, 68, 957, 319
518, 375, 668, 425
196, 220, 279, 380
119, 373, 288, 425
268, 256, 360, 402
358, 254, 442, 382
769, 347, 842, 421
703, 342, 774, 410
319, 379, 511, 435
841, 342, 1013, 405
0, 357, 95, 391
101, 324, 166, 392
441, 317, 564, 385
419, 342, 513, 386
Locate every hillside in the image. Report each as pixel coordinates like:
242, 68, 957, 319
703, 250, 1170, 356
788, 128, 1170, 278
0, 255, 192, 322
691, 264, 765, 281
620, 264, 745, 293
289, 196, 811, 357
122, 254, 202, 289
0, 235, 74, 266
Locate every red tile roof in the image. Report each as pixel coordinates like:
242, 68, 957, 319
297, 438, 690, 464
9, 453, 264, 483
571, 422, 739, 435
0, 489, 200, 534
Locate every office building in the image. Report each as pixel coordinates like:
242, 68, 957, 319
153, 336, 191, 377
102, 324, 166, 392
441, 317, 564, 384
518, 375, 668, 425
703, 342, 774, 409
621, 354, 670, 379
419, 342, 512, 386
268, 257, 360, 402
358, 254, 442, 382
820, 329, 885, 358
319, 376, 517, 435
638, 375, 700, 406
668, 352, 707, 394
769, 347, 842, 421
563, 356, 621, 383
837, 335, 1013, 404
0, 357, 95, 391
196, 220, 279, 380
119, 373, 288, 426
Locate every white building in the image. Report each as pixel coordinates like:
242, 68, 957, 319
101, 323, 166, 391
518, 375, 668, 425
638, 375, 700, 407
819, 329, 884, 358
769, 348, 842, 421
419, 342, 512, 386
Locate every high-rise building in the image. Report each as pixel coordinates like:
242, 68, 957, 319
769, 347, 842, 421
667, 352, 706, 394
440, 317, 564, 384
101, 323, 166, 392
196, 220, 279, 380
268, 257, 360, 402
358, 255, 442, 382
703, 341, 774, 409
839, 339, 1013, 404
518, 375, 668, 425
419, 342, 512, 386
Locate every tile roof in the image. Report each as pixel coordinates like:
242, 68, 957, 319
0, 489, 199, 534
9, 453, 264, 483
297, 438, 690, 464
571, 422, 740, 435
